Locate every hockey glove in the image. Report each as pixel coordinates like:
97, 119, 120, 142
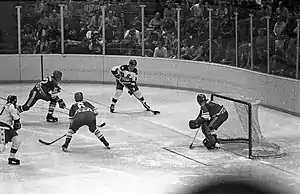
53, 86, 61, 94
127, 82, 136, 95
189, 120, 200, 129
58, 99, 66, 109
114, 74, 121, 79
13, 119, 21, 130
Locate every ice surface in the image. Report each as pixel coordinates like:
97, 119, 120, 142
0, 83, 299, 194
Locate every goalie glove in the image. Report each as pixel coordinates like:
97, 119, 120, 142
189, 120, 200, 129
13, 119, 21, 130
58, 99, 66, 109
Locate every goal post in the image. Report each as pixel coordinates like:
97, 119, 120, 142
210, 93, 286, 159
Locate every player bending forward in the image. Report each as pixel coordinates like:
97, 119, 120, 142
0, 95, 22, 165
189, 94, 228, 150
17, 70, 66, 122
62, 92, 110, 152
110, 59, 151, 113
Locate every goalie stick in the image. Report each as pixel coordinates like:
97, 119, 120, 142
38, 122, 106, 145
189, 127, 200, 149
118, 80, 160, 115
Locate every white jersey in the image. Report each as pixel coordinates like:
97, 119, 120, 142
111, 65, 138, 82
0, 103, 20, 127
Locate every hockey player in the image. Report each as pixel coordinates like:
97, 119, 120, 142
109, 59, 151, 113
0, 95, 22, 165
189, 94, 228, 150
62, 92, 110, 152
17, 70, 66, 122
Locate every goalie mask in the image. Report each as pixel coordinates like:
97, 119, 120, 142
53, 70, 62, 82
74, 92, 83, 102
197, 94, 207, 105
7, 95, 17, 106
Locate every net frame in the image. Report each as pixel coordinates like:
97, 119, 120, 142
210, 93, 286, 159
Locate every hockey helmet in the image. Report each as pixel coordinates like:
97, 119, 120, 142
129, 59, 137, 66
197, 94, 207, 105
7, 95, 17, 105
74, 92, 83, 102
53, 70, 62, 82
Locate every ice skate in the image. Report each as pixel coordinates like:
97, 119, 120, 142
62, 143, 69, 152
143, 102, 151, 111
100, 136, 110, 149
8, 157, 20, 165
46, 114, 58, 122
109, 104, 115, 113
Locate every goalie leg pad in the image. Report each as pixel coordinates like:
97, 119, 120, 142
201, 122, 217, 148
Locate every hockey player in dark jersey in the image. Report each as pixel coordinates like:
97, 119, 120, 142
189, 94, 228, 150
0, 95, 22, 165
61, 92, 110, 152
17, 70, 66, 122
109, 59, 151, 113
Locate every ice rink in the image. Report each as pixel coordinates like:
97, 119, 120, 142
0, 83, 299, 194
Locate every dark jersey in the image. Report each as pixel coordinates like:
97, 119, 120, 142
35, 76, 59, 95
69, 101, 96, 119
197, 101, 225, 120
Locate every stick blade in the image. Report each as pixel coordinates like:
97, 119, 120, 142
153, 110, 160, 115
38, 139, 52, 145
189, 144, 193, 149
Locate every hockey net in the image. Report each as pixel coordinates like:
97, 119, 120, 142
210, 93, 286, 159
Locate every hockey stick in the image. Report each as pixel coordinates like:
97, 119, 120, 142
189, 127, 200, 149
118, 80, 160, 115
0, 96, 6, 101
38, 122, 106, 145
38, 134, 66, 145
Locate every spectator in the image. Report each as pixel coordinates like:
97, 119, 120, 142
153, 41, 168, 58
123, 25, 141, 55
47, 22, 61, 53
190, 0, 204, 20
276, 1, 289, 24
149, 12, 163, 30
89, 10, 103, 31
35, 23, 47, 54
180, 39, 192, 59
215, 1, 228, 18
273, 16, 286, 38
35, 0, 46, 14
164, 0, 176, 21
38, 11, 50, 29
86, 25, 102, 54
104, 11, 117, 43
48, 9, 60, 28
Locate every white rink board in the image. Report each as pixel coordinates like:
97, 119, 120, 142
0, 54, 299, 115
0, 54, 20, 81
20, 54, 41, 81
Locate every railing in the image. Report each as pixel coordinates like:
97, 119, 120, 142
1, 1, 300, 79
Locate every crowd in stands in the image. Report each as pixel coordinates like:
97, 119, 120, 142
15, 0, 300, 78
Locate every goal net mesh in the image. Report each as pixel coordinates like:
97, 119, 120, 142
211, 93, 286, 159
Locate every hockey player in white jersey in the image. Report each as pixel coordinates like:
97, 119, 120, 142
0, 95, 22, 165
109, 59, 151, 113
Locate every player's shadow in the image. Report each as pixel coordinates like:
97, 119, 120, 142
113, 110, 152, 116
22, 121, 69, 127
